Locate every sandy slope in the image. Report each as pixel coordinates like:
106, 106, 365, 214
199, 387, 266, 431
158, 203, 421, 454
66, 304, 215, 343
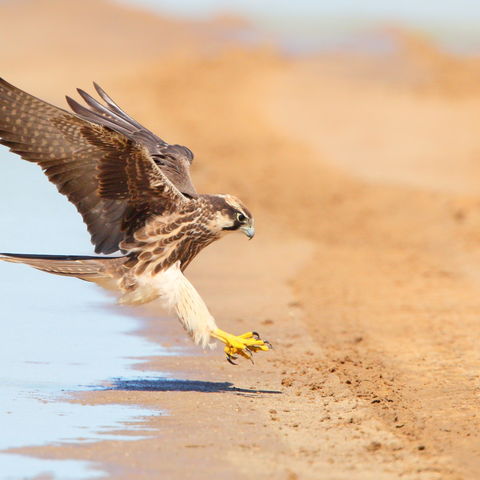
3, 1, 480, 478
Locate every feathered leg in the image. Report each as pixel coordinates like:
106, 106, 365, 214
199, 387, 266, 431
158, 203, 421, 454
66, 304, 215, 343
156, 263, 271, 362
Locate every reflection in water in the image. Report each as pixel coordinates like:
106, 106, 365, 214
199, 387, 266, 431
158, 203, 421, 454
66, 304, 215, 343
0, 146, 167, 479
0, 454, 105, 480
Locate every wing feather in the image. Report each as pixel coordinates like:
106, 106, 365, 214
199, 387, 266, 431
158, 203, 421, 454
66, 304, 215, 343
67, 83, 198, 196
0, 78, 190, 254
93, 82, 146, 131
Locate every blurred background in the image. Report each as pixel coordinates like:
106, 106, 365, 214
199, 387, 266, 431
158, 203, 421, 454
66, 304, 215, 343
126, 0, 480, 53
3, 0, 480, 254
3, 0, 480, 478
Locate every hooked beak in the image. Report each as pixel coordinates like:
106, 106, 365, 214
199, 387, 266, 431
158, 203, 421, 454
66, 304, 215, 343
241, 225, 255, 240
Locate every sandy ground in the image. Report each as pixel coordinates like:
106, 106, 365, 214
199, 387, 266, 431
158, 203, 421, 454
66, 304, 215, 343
3, 1, 480, 478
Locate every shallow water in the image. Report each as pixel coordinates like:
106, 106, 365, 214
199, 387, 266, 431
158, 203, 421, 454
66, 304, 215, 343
0, 146, 168, 479
1, 455, 105, 480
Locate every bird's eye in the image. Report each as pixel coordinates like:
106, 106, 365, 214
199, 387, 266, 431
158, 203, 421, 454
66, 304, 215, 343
151, 154, 165, 166
237, 213, 246, 223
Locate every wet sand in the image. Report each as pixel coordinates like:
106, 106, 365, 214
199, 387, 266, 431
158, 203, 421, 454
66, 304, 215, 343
2, 1, 480, 478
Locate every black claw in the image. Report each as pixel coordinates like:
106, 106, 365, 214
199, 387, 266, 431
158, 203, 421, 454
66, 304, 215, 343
227, 355, 238, 365
243, 349, 254, 364
252, 331, 260, 340
264, 340, 273, 349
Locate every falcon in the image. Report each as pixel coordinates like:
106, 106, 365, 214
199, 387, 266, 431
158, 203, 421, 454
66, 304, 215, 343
0, 78, 270, 364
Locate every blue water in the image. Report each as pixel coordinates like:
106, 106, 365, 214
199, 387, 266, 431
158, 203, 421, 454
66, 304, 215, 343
0, 455, 105, 480
0, 146, 169, 479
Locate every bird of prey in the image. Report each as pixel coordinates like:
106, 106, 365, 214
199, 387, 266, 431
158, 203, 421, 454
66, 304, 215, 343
0, 78, 270, 364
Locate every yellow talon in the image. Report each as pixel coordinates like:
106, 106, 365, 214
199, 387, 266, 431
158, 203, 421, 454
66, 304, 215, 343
211, 328, 271, 363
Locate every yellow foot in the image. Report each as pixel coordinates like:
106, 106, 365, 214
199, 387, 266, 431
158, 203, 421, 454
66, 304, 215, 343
211, 328, 271, 364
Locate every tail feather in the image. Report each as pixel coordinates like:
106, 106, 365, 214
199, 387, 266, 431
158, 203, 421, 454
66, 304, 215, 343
0, 253, 126, 287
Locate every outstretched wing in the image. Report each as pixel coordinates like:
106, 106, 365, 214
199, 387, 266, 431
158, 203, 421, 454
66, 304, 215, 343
83, 123, 189, 239
66, 83, 197, 196
0, 78, 189, 254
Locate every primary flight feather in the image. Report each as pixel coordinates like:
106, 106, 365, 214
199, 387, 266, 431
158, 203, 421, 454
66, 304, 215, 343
0, 78, 270, 363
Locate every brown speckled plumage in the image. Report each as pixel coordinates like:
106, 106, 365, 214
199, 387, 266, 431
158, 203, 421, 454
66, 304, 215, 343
0, 79, 253, 293
0, 79, 268, 354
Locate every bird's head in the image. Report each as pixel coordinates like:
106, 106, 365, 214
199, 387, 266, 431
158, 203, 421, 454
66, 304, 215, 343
208, 194, 255, 239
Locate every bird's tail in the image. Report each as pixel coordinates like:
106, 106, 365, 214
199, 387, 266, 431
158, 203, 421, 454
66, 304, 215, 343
0, 253, 127, 289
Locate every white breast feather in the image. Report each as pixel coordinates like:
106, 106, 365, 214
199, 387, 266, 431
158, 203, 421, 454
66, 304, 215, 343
151, 262, 218, 349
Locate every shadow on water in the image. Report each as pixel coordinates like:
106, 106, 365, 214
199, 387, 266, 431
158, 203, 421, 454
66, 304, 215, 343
109, 377, 282, 395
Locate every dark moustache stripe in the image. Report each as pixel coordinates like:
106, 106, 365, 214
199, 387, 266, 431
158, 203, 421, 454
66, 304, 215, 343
222, 222, 240, 231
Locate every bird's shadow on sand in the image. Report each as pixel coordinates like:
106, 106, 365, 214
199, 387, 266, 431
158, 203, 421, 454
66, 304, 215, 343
106, 378, 281, 396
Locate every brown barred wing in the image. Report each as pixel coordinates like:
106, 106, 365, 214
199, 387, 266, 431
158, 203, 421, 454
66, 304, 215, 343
81, 123, 190, 240
67, 83, 198, 196
0, 78, 192, 252
0, 78, 132, 253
